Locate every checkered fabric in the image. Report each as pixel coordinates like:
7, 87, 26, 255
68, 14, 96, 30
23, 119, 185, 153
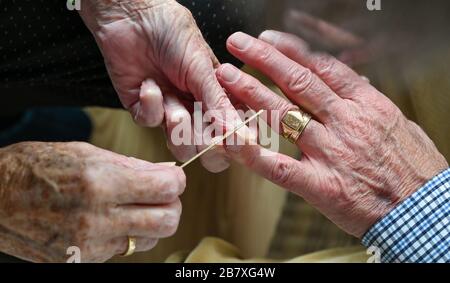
362, 168, 450, 263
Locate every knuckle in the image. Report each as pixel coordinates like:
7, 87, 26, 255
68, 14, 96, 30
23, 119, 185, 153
156, 208, 181, 237
70, 141, 95, 152
286, 65, 314, 95
271, 99, 292, 118
180, 5, 194, 19
172, 5, 194, 23
80, 173, 101, 204
212, 94, 232, 110
255, 44, 273, 63
314, 53, 337, 78
270, 156, 294, 187
159, 174, 185, 202
127, 214, 146, 232
160, 186, 181, 203
242, 81, 258, 96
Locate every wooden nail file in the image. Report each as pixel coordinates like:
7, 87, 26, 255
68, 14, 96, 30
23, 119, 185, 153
180, 110, 263, 169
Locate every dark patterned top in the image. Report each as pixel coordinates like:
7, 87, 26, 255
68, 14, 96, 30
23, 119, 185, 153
0, 0, 266, 114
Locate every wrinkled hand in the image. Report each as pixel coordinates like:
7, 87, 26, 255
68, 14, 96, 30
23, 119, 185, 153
0, 142, 185, 262
283, 9, 384, 67
284, 10, 364, 53
216, 31, 449, 237
80, 0, 238, 172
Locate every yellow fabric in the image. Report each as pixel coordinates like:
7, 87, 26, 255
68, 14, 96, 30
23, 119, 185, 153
166, 237, 369, 263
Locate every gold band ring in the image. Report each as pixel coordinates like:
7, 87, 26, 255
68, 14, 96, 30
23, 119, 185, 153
281, 110, 312, 144
121, 236, 137, 257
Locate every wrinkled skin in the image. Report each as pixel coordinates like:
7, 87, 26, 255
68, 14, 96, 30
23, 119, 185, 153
0, 142, 185, 262
80, 0, 240, 172
216, 31, 449, 237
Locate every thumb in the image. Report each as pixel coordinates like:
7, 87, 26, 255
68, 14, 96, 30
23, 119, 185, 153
129, 79, 165, 127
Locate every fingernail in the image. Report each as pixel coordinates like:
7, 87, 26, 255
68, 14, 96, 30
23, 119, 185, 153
259, 30, 277, 45
229, 32, 252, 50
141, 79, 161, 97
219, 64, 240, 83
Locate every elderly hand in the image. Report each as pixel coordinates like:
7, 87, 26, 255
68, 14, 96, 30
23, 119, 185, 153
80, 0, 237, 172
0, 142, 185, 262
283, 10, 386, 68
216, 31, 449, 237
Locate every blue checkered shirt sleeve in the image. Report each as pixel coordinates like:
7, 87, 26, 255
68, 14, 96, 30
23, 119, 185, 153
362, 168, 450, 263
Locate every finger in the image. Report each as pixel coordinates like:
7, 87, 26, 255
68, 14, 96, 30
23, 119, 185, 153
226, 142, 320, 199
284, 10, 364, 51
163, 94, 230, 172
174, 37, 238, 173
130, 79, 165, 127
110, 237, 158, 256
163, 93, 197, 162
258, 30, 372, 100
216, 64, 330, 153
113, 200, 182, 238
226, 32, 344, 123
185, 38, 242, 128
198, 139, 230, 173
99, 162, 186, 205
194, 111, 230, 173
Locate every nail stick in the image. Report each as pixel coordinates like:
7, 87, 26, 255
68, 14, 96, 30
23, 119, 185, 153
180, 110, 263, 169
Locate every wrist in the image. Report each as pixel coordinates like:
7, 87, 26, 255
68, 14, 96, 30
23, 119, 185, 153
79, 0, 172, 32
360, 118, 449, 236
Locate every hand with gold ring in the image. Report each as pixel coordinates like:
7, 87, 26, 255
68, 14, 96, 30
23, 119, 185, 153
0, 142, 185, 262
216, 31, 448, 238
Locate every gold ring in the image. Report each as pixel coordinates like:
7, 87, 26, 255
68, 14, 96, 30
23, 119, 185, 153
121, 236, 137, 257
281, 109, 312, 144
